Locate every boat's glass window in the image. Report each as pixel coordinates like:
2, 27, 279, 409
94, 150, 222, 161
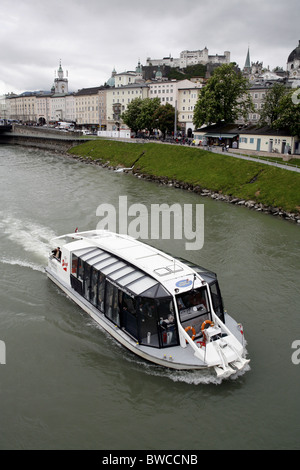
118, 271, 144, 287
120, 293, 138, 340
138, 297, 160, 348
129, 276, 158, 296
156, 284, 171, 298
101, 261, 126, 276
90, 266, 99, 307
139, 283, 159, 298
80, 248, 100, 262
209, 281, 224, 322
175, 257, 217, 279
90, 252, 111, 267
70, 275, 83, 295
97, 272, 105, 312
78, 258, 84, 281
93, 256, 118, 271
157, 298, 179, 347
71, 254, 78, 277
108, 265, 135, 281
137, 297, 179, 348
105, 281, 121, 327
72, 247, 94, 257
176, 287, 210, 338
83, 262, 92, 301
85, 251, 106, 266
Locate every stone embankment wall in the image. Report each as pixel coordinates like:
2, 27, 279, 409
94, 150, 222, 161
132, 172, 300, 224
0, 125, 87, 151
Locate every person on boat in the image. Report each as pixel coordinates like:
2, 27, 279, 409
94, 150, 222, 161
190, 290, 207, 309
52, 247, 61, 260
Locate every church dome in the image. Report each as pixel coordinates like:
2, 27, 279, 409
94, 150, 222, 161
288, 40, 300, 63
155, 66, 162, 79
106, 76, 115, 87
106, 68, 116, 87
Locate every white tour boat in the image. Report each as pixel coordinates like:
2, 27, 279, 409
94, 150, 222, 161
45, 230, 249, 379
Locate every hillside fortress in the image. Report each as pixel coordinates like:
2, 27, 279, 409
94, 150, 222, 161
146, 48, 230, 69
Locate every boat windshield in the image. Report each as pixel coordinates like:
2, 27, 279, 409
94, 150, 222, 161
209, 280, 224, 322
176, 287, 211, 338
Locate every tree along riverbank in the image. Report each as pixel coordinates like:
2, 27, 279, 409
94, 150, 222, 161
68, 139, 300, 223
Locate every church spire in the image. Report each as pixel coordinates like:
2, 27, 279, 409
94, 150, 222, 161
58, 59, 63, 79
244, 47, 251, 70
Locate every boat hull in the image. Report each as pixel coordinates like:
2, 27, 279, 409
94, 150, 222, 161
46, 267, 209, 371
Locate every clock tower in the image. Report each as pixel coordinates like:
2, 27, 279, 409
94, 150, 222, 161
54, 60, 68, 94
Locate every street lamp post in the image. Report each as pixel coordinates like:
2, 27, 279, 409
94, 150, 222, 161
174, 100, 177, 139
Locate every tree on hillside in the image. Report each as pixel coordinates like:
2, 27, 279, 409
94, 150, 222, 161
259, 83, 289, 126
193, 63, 254, 128
153, 103, 176, 138
167, 64, 206, 81
271, 89, 300, 137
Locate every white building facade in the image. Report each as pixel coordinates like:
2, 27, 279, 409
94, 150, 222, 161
106, 83, 149, 131
177, 84, 202, 135
146, 48, 230, 69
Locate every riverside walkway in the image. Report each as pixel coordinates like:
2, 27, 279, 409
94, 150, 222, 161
208, 146, 300, 173
131, 136, 300, 173
2, 125, 300, 173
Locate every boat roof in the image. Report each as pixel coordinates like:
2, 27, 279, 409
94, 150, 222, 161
53, 230, 216, 296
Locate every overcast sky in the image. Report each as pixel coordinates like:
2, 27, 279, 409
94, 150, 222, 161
0, 0, 298, 95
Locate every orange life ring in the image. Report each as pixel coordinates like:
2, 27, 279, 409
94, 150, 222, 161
185, 326, 196, 342
201, 320, 214, 332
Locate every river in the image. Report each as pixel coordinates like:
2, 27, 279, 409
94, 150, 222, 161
0, 144, 299, 450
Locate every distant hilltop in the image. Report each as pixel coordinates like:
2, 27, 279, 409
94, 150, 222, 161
146, 48, 230, 69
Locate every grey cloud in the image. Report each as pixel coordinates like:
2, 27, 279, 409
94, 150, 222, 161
0, 0, 298, 94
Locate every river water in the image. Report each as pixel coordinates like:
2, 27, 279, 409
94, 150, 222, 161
0, 144, 299, 450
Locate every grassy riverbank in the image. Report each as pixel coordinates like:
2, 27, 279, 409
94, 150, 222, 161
68, 140, 300, 215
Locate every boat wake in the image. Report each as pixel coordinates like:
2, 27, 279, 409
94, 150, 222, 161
0, 256, 45, 273
0, 212, 57, 272
113, 339, 251, 385
139, 361, 250, 385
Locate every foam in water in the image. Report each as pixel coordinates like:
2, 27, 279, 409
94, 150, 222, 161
0, 212, 57, 271
0, 257, 45, 273
138, 361, 250, 385
97, 325, 250, 385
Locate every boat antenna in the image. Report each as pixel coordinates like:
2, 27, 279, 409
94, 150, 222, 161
192, 273, 196, 291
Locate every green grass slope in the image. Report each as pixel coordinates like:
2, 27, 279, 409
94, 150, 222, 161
68, 140, 300, 214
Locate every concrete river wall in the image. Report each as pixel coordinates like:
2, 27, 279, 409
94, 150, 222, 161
0, 124, 89, 151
